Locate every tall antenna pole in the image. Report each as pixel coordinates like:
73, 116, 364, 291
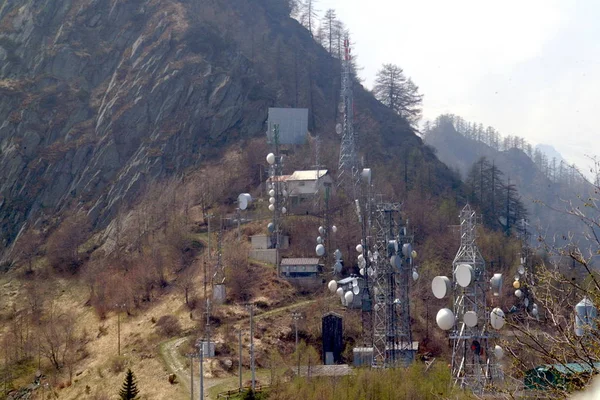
337, 36, 360, 191
449, 205, 496, 393
204, 260, 211, 357
249, 304, 255, 391
238, 330, 243, 391
371, 202, 415, 367
199, 344, 204, 400
268, 125, 284, 276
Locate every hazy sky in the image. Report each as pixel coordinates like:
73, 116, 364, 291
316, 0, 600, 175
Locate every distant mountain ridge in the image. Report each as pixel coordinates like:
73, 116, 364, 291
423, 115, 591, 244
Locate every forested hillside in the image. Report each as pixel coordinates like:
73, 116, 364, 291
423, 114, 593, 248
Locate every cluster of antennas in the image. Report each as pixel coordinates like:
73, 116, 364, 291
266, 152, 288, 218
357, 241, 419, 281
512, 261, 538, 317
327, 276, 360, 306
315, 225, 339, 260
432, 267, 506, 332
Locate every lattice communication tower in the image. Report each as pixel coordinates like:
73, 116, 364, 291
432, 204, 503, 393
337, 37, 360, 191
369, 202, 415, 367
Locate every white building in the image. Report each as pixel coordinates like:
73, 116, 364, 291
268, 169, 333, 206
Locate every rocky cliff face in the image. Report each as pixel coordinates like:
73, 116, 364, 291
0, 0, 452, 255
0, 0, 272, 249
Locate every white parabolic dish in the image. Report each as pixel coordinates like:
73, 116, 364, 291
316, 244, 325, 256
432, 276, 451, 299
463, 311, 478, 327
494, 345, 504, 360
436, 308, 455, 330
238, 193, 252, 210
455, 264, 474, 287
490, 307, 505, 330
327, 280, 337, 293
344, 291, 354, 304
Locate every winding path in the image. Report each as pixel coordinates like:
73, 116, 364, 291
159, 298, 318, 399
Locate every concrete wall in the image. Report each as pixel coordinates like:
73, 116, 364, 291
249, 249, 278, 264
251, 234, 289, 250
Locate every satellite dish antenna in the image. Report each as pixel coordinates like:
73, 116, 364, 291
352, 286, 360, 295
266, 153, 275, 165
281, 207, 287, 214
334, 249, 342, 260
411, 250, 417, 260
455, 264, 474, 287
412, 270, 419, 281
268, 204, 275, 212
515, 289, 523, 298
390, 255, 402, 269
316, 236, 323, 244
518, 265, 525, 275
344, 291, 354, 305
436, 308, 455, 330
367, 267, 375, 277
334, 261, 342, 273
432, 276, 451, 299
269, 189, 275, 197
332, 225, 337, 233
267, 222, 275, 232
361, 168, 372, 184
493, 345, 504, 360
335, 123, 343, 135
269, 197, 276, 204
336, 287, 344, 297
490, 308, 505, 330
318, 226, 324, 235
316, 244, 325, 257
513, 280, 521, 289
359, 268, 365, 276
338, 103, 344, 114
490, 273, 503, 296
356, 244, 363, 253
358, 255, 366, 269
463, 311, 478, 327
238, 193, 252, 210
328, 280, 337, 293
402, 243, 412, 257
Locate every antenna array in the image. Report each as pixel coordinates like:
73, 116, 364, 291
432, 204, 504, 393
369, 202, 416, 367
266, 125, 288, 276
337, 37, 360, 191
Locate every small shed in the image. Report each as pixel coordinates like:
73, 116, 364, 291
280, 258, 322, 289
524, 362, 600, 391
322, 312, 343, 365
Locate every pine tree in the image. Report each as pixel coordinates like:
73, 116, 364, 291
372, 63, 423, 126
119, 369, 140, 400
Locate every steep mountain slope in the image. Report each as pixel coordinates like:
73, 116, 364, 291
0, 0, 458, 256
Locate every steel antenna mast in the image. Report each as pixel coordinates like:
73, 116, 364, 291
337, 35, 360, 191
450, 205, 497, 393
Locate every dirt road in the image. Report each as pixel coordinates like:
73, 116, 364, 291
159, 298, 318, 399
